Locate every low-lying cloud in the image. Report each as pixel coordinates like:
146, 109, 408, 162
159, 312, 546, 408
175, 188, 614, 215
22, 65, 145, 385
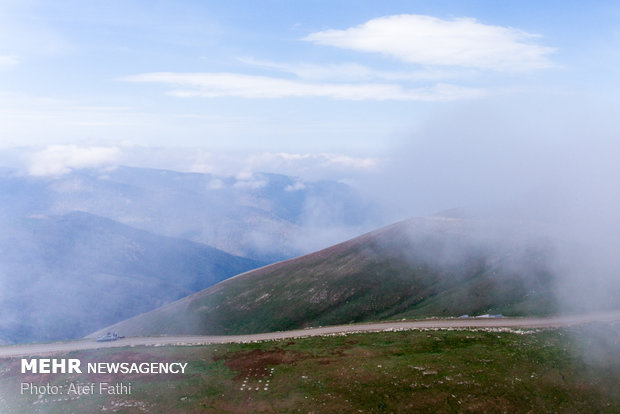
184, 151, 381, 181
27, 145, 120, 176
366, 92, 620, 315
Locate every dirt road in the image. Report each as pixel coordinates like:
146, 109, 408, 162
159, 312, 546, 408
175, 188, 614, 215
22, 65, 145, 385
1, 311, 619, 358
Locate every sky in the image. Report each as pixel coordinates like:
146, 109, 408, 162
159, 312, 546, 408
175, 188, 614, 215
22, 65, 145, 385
1, 0, 620, 318
1, 0, 619, 156
1, 0, 620, 222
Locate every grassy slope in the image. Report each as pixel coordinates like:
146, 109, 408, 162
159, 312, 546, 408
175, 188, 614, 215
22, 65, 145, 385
94, 217, 556, 337
2, 324, 619, 413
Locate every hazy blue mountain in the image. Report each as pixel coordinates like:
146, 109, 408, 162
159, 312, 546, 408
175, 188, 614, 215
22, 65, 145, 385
0, 165, 376, 343
0, 166, 377, 262
0, 211, 263, 344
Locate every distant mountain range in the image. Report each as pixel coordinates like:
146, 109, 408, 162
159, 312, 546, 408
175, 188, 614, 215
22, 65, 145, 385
92, 217, 558, 338
0, 211, 263, 344
0, 166, 377, 262
0, 165, 377, 344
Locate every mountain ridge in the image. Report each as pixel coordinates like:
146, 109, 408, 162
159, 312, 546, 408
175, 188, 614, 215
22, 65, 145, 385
0, 211, 264, 344
91, 216, 557, 338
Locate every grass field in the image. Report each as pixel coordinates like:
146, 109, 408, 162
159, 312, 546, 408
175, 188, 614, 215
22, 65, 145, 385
1, 323, 618, 413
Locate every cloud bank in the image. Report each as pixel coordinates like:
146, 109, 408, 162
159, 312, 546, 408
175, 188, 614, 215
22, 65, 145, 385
122, 72, 482, 101
304, 14, 556, 71
27, 145, 120, 176
364, 93, 620, 314
122, 14, 554, 102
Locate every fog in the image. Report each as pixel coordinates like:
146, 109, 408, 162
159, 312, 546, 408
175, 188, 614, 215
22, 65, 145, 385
358, 92, 620, 370
0, 163, 379, 343
364, 92, 620, 315
1, 90, 619, 346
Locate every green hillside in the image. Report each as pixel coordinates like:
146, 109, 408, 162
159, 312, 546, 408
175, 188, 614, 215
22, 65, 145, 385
94, 217, 557, 337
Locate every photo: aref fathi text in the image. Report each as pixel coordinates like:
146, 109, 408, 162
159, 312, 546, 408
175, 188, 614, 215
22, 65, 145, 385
21, 381, 132, 395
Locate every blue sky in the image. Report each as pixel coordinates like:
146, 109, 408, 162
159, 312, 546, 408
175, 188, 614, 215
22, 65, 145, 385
1, 0, 619, 159
2, 1, 620, 318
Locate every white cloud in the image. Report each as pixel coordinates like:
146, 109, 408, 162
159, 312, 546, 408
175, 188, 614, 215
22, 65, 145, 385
27, 145, 120, 176
233, 177, 267, 189
121, 15, 555, 103
0, 55, 18, 67
320, 153, 378, 169
122, 72, 483, 101
206, 178, 225, 190
179, 151, 382, 182
238, 57, 470, 82
304, 14, 556, 71
237, 57, 378, 81
285, 181, 306, 191
246, 152, 381, 172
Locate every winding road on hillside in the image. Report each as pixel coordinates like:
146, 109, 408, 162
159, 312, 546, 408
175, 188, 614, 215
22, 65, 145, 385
1, 311, 619, 358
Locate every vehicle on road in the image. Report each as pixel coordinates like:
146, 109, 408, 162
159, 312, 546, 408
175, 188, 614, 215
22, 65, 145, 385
96, 332, 125, 342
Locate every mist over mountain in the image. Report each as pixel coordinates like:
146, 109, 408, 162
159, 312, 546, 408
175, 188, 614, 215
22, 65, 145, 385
1, 165, 377, 262
0, 211, 263, 344
94, 216, 560, 338
0, 165, 378, 344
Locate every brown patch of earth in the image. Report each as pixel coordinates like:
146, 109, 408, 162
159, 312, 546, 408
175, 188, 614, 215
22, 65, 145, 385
218, 348, 308, 380
345, 346, 375, 358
